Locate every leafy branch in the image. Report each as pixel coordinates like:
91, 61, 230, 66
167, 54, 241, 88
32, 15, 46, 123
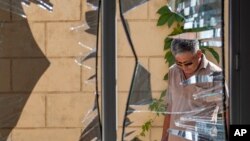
139, 91, 167, 137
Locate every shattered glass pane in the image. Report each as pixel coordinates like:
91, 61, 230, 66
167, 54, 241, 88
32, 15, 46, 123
87, 0, 99, 9
180, 71, 223, 86
119, 0, 227, 141
75, 49, 97, 69
0, 0, 53, 18
75, 0, 101, 140
85, 10, 98, 35
167, 72, 228, 140
120, 0, 148, 14
129, 63, 152, 105
168, 0, 223, 48
79, 101, 101, 141
122, 63, 153, 140
169, 0, 222, 29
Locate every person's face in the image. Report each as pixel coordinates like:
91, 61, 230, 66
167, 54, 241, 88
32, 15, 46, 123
175, 50, 202, 76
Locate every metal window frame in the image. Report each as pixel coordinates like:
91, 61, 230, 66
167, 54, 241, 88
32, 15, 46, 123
229, 0, 240, 125
101, 0, 117, 140
230, 0, 250, 124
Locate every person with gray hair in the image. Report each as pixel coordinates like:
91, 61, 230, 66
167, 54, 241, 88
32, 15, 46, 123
170, 39, 204, 79
161, 39, 227, 141
171, 39, 199, 56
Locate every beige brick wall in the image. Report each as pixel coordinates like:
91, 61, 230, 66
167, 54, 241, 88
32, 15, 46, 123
0, 0, 95, 141
0, 0, 228, 141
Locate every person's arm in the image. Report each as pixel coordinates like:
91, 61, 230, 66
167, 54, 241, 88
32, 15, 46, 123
226, 108, 229, 134
162, 69, 172, 141
161, 114, 171, 141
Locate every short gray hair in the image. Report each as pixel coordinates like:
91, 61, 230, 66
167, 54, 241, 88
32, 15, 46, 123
170, 39, 199, 56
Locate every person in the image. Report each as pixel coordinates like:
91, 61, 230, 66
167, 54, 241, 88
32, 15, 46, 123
161, 39, 228, 141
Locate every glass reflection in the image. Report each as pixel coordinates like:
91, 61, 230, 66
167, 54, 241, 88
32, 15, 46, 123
122, 63, 152, 140
0, 0, 53, 18
76, 0, 101, 140
168, 0, 222, 29
120, 0, 148, 13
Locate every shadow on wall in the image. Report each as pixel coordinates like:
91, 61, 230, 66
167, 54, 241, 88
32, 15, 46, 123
0, 2, 50, 141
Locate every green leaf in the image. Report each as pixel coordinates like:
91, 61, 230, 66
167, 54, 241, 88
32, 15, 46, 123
169, 24, 184, 36
167, 14, 175, 27
164, 51, 172, 60
160, 90, 167, 99
164, 73, 168, 80
157, 13, 171, 26
165, 51, 175, 66
169, 59, 175, 67
144, 120, 152, 131
157, 6, 171, 15
164, 38, 172, 50
205, 47, 220, 63
149, 101, 156, 111
175, 13, 185, 22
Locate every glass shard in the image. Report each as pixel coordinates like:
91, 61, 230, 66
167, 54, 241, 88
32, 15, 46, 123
121, 0, 148, 14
